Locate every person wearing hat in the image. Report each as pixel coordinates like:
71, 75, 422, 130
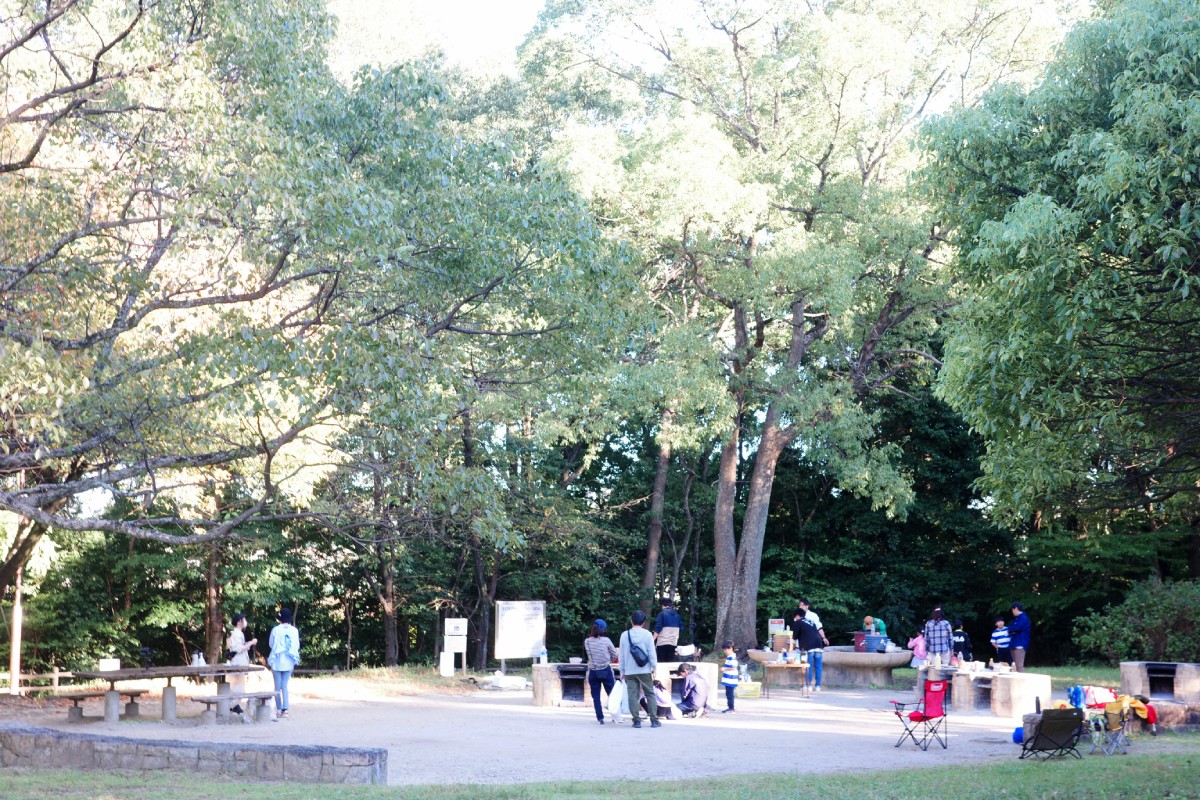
225, 613, 258, 714
267, 608, 300, 720
583, 618, 619, 724
674, 662, 711, 718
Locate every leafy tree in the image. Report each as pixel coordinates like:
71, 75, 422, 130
522, 0, 1074, 649
921, 0, 1200, 534
1074, 578, 1200, 664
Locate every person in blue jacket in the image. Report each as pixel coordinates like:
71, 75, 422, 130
1008, 602, 1032, 672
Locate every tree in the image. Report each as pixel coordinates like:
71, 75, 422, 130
522, 0, 1073, 649
922, 0, 1200, 526
0, 0, 353, 592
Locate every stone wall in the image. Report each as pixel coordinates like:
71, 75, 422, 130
0, 724, 387, 784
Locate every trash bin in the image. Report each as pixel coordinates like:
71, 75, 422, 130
556, 664, 587, 703
853, 632, 867, 652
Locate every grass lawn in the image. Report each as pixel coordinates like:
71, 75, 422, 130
3, 743, 1198, 800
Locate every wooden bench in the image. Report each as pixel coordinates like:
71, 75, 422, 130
62, 689, 148, 722
190, 690, 277, 723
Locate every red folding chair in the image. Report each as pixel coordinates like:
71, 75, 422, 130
891, 679, 948, 750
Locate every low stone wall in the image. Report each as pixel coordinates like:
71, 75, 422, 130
0, 724, 387, 784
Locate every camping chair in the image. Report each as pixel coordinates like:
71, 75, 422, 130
1019, 707, 1085, 759
1090, 700, 1132, 755
890, 679, 948, 750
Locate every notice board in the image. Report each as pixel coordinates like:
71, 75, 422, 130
494, 600, 546, 660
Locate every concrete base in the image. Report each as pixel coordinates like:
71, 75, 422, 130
991, 672, 1051, 718
822, 646, 912, 687
1120, 661, 1200, 703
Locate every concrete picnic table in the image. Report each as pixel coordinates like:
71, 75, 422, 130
72, 664, 264, 723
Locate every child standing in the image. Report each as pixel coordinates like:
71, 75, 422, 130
990, 616, 1011, 665
907, 629, 927, 669
720, 640, 739, 714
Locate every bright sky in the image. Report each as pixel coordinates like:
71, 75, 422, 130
326, 0, 547, 78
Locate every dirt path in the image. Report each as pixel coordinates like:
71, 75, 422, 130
0, 678, 1185, 785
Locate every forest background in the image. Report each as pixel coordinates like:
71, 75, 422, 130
2, 0, 1198, 677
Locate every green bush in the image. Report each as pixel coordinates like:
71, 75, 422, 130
1074, 579, 1200, 665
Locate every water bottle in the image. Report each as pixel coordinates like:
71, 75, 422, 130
539, 648, 548, 664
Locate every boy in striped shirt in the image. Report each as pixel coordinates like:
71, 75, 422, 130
990, 616, 1011, 665
720, 641, 739, 714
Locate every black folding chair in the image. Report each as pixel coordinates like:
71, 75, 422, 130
1020, 707, 1085, 759
891, 679, 948, 751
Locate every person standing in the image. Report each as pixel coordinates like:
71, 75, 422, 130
990, 616, 1011, 665
1008, 602, 1032, 672
908, 626, 927, 668
923, 608, 954, 668
653, 598, 682, 663
952, 618, 973, 665
619, 610, 659, 728
225, 613, 258, 715
792, 609, 824, 691
719, 641, 739, 713
799, 599, 828, 692
583, 618, 618, 725
267, 608, 300, 720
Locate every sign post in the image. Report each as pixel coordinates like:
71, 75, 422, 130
494, 600, 546, 674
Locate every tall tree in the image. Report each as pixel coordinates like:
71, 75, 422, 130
523, 0, 1073, 648
921, 0, 1200, 569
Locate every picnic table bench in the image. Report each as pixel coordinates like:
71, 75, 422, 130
72, 664, 264, 723
62, 688, 149, 722
190, 690, 278, 723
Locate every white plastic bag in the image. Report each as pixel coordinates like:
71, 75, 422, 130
607, 680, 626, 715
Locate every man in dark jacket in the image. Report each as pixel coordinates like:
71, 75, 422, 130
1008, 602, 1032, 672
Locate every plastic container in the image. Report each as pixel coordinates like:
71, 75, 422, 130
864, 634, 887, 653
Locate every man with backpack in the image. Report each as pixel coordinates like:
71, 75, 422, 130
619, 610, 660, 728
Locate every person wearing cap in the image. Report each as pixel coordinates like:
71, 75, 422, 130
653, 598, 683, 663
225, 613, 258, 715
619, 610, 659, 728
583, 618, 619, 724
674, 662, 711, 718
1008, 602, 1032, 672
267, 608, 300, 720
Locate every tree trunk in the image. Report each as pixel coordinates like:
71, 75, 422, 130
717, 405, 794, 649
712, 418, 742, 649
640, 409, 674, 613
204, 543, 223, 664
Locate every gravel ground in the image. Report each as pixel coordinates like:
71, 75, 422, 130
2, 677, 1052, 785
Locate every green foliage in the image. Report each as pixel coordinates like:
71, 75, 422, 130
922, 0, 1200, 522
1074, 578, 1200, 664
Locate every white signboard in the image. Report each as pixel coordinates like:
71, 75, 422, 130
444, 634, 467, 654
445, 618, 468, 637
767, 618, 786, 636
494, 600, 546, 660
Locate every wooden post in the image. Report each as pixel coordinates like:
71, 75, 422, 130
8, 567, 21, 695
